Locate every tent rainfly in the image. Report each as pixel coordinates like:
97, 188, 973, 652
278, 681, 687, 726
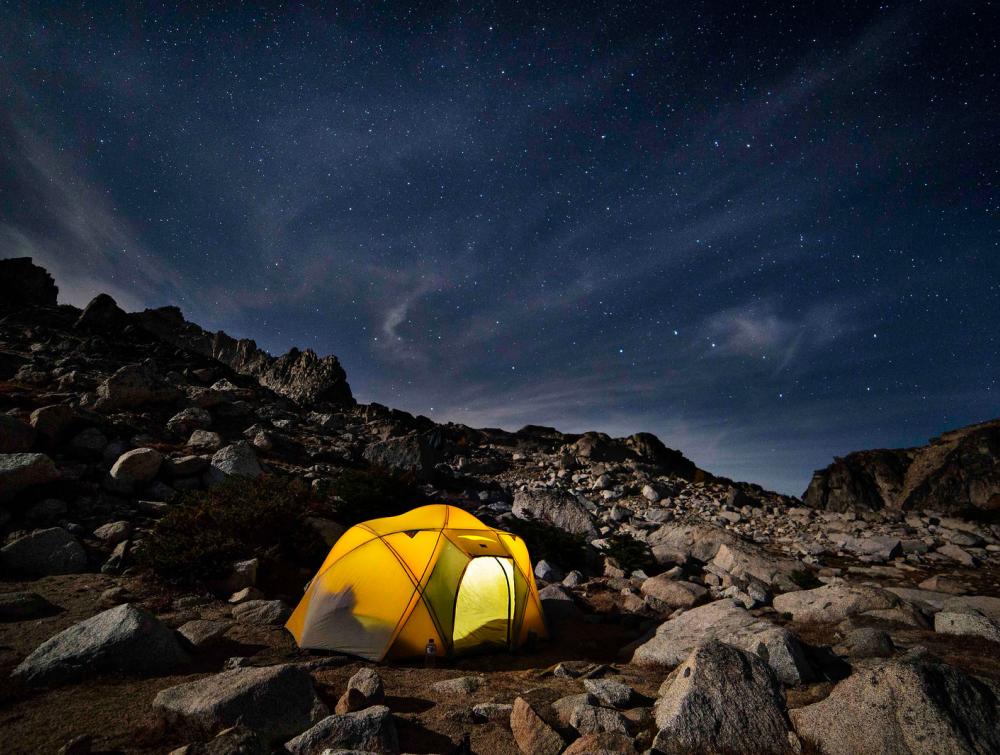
285, 504, 548, 660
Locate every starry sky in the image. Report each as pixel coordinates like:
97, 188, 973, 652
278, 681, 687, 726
1, 2, 997, 495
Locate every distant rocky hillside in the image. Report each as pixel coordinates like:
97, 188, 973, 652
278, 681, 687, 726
804, 419, 1000, 516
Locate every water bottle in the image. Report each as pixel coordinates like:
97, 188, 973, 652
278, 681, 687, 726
424, 638, 437, 668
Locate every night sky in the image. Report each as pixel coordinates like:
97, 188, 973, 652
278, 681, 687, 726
2, 2, 997, 494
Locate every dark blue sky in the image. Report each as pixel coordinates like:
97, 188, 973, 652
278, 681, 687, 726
2, 2, 997, 494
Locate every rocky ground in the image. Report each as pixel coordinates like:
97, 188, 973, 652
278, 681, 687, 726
2, 257, 1000, 754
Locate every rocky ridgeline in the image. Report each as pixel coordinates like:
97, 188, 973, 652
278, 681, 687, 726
1, 256, 1000, 754
804, 419, 1000, 516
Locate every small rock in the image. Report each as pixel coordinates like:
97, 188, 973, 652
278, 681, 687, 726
0, 415, 36, 453
189, 430, 223, 451
94, 520, 133, 543
641, 575, 708, 610
177, 620, 234, 649
583, 678, 634, 708
29, 404, 75, 444
472, 702, 513, 722
208, 443, 262, 482
842, 627, 895, 658
0, 452, 60, 500
231, 599, 290, 626
1, 527, 87, 575
228, 587, 265, 604
535, 559, 564, 582
429, 675, 484, 696
570, 703, 631, 735
335, 667, 385, 714
0, 591, 57, 620
285, 705, 398, 754
109, 448, 163, 487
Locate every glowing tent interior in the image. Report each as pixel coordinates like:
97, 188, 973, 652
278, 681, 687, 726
285, 504, 548, 660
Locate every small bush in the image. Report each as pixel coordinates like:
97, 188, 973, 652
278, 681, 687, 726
602, 533, 656, 574
137, 476, 327, 586
327, 467, 426, 526
504, 517, 592, 573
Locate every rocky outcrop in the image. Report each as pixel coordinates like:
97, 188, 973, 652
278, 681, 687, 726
803, 418, 1000, 514
0, 257, 58, 309
132, 305, 353, 406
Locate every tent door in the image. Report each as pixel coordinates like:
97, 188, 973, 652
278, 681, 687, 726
452, 556, 515, 654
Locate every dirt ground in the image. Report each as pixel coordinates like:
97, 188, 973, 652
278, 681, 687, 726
0, 574, 664, 754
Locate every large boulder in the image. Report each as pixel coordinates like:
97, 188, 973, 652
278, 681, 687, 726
1, 527, 87, 575
888, 588, 1000, 623
773, 584, 899, 624
710, 542, 807, 590
512, 489, 597, 537
653, 640, 793, 754
0, 452, 59, 500
0, 414, 36, 453
109, 447, 163, 487
94, 363, 183, 411
640, 575, 708, 610
0, 257, 58, 308
12, 604, 189, 686
284, 705, 398, 754
152, 664, 328, 741
790, 659, 1000, 754
362, 433, 438, 478
645, 522, 738, 565
631, 599, 812, 686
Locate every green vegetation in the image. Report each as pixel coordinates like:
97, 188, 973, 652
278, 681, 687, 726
137, 476, 327, 586
326, 467, 425, 526
505, 517, 592, 572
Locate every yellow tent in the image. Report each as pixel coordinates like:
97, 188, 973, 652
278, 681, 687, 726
285, 504, 548, 661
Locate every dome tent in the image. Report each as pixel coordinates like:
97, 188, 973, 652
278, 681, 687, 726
285, 504, 548, 660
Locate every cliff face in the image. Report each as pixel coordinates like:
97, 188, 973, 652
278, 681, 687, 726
803, 419, 1000, 515
131, 306, 353, 407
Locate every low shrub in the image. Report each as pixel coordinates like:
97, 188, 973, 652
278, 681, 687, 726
327, 466, 426, 526
137, 476, 327, 586
504, 517, 592, 573
601, 533, 656, 574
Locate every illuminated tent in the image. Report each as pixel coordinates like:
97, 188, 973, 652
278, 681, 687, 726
285, 504, 548, 661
